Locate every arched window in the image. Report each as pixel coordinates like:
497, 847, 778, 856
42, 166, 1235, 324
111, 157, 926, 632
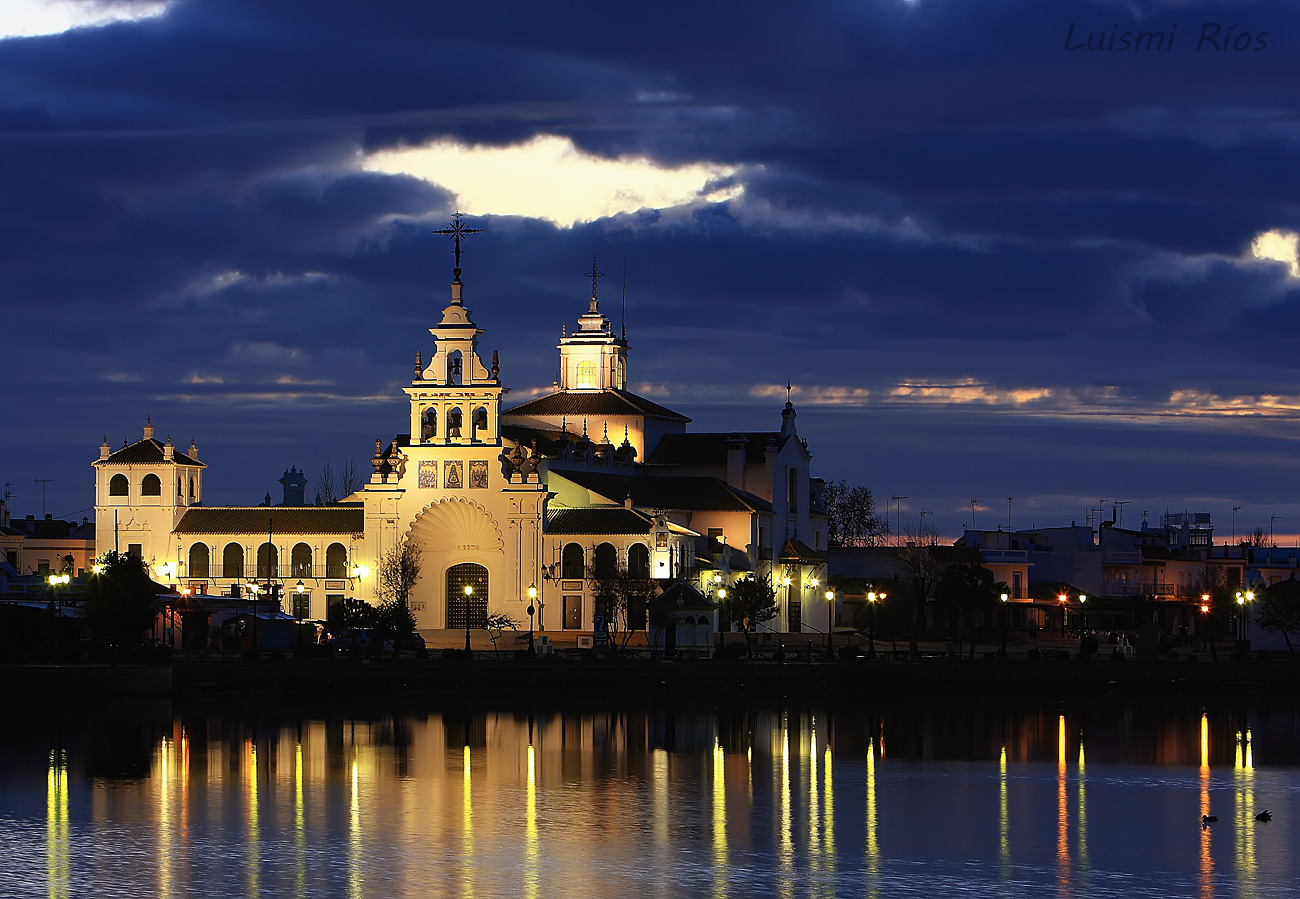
291, 543, 313, 577
257, 542, 278, 579
594, 542, 617, 578
616, 357, 627, 390
447, 350, 463, 385
446, 562, 488, 629
562, 543, 585, 579
177, 476, 184, 498
576, 360, 597, 388
472, 406, 488, 437
141, 474, 162, 496
222, 543, 244, 578
422, 407, 437, 441
787, 468, 798, 513
627, 543, 650, 579
448, 407, 463, 438
188, 477, 196, 503
189, 543, 210, 578
109, 474, 129, 496
326, 543, 348, 578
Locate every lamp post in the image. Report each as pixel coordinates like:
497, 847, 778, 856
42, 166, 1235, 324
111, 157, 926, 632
1000, 592, 1009, 656
247, 581, 260, 656
825, 589, 835, 656
1200, 595, 1210, 651
463, 584, 474, 655
47, 572, 70, 654
295, 579, 306, 656
1059, 592, 1068, 636
1079, 594, 1087, 637
526, 583, 537, 653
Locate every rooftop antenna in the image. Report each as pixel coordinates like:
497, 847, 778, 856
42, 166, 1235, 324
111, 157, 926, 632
1232, 505, 1242, 543
1271, 515, 1282, 547
35, 479, 52, 516
1006, 496, 1013, 532
1114, 500, 1131, 529
970, 497, 979, 531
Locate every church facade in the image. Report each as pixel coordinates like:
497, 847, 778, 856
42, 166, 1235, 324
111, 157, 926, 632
93, 242, 830, 638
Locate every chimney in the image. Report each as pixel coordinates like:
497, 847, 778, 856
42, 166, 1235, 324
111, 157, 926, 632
164, 436, 174, 461
280, 466, 308, 507
100, 436, 111, 460
143, 416, 154, 440
189, 438, 199, 460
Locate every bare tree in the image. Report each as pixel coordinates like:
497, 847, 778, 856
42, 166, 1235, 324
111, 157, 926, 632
377, 538, 422, 647
1257, 576, 1300, 655
587, 561, 658, 655
314, 461, 337, 505
339, 456, 361, 497
315, 456, 362, 504
897, 520, 941, 658
823, 480, 889, 547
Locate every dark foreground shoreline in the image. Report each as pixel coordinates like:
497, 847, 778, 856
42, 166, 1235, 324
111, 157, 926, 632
7, 654, 1298, 701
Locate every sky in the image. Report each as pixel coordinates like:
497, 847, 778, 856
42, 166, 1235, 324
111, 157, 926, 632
3, 0, 1299, 545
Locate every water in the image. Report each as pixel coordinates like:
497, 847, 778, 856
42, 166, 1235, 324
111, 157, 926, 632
2, 696, 1298, 897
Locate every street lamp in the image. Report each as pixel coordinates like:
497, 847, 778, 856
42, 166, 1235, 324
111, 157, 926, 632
47, 572, 70, 654
526, 583, 537, 653
1000, 592, 1009, 656
295, 579, 306, 656
1059, 592, 1068, 636
1200, 594, 1210, 651
463, 584, 474, 655
825, 589, 835, 655
246, 581, 260, 655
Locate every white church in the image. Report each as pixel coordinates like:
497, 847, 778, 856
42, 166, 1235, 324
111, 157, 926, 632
93, 227, 829, 641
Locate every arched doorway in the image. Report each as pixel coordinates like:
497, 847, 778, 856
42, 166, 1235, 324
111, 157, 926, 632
446, 563, 488, 629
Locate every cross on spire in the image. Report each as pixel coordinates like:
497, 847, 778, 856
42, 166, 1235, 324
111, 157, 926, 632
433, 212, 482, 282
586, 258, 605, 311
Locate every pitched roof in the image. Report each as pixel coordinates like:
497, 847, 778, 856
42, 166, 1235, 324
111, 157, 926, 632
100, 438, 205, 468
504, 388, 690, 422
173, 506, 364, 535
779, 538, 826, 563
646, 432, 785, 466
553, 469, 769, 513
546, 507, 655, 536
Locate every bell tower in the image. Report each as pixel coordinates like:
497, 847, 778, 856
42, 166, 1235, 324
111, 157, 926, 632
405, 214, 505, 447
557, 259, 628, 392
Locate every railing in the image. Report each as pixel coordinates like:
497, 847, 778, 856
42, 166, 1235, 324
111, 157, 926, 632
188, 565, 350, 580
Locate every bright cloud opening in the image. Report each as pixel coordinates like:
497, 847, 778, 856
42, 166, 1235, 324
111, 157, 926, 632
1250, 229, 1300, 278
363, 134, 742, 227
2, 0, 173, 39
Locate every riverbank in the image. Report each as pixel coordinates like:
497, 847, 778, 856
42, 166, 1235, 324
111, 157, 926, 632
8, 651, 1297, 701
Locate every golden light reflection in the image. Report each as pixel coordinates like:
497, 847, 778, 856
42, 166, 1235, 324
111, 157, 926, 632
809, 722, 820, 857
1077, 739, 1088, 875
823, 744, 836, 883
1057, 715, 1070, 896
778, 716, 793, 899
712, 740, 728, 899
525, 744, 538, 899
998, 744, 1010, 880
1199, 715, 1213, 899
295, 743, 306, 899
1235, 727, 1256, 897
462, 745, 475, 898
865, 739, 879, 899
247, 740, 259, 898
159, 737, 172, 899
349, 759, 361, 899
46, 747, 69, 899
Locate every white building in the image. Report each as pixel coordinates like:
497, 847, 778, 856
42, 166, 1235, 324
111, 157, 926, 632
93, 239, 827, 638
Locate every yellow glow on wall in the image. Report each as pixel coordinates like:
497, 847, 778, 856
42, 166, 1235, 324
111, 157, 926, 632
363, 134, 742, 228
1251, 228, 1300, 277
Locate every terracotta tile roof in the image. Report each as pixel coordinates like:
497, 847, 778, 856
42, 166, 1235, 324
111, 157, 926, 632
100, 438, 204, 467
173, 506, 364, 535
778, 538, 825, 563
505, 389, 690, 422
646, 432, 784, 466
546, 508, 655, 536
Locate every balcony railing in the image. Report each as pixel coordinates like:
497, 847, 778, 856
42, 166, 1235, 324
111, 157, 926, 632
186, 565, 350, 580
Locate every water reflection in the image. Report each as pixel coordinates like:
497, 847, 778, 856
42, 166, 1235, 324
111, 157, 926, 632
8, 696, 1299, 897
